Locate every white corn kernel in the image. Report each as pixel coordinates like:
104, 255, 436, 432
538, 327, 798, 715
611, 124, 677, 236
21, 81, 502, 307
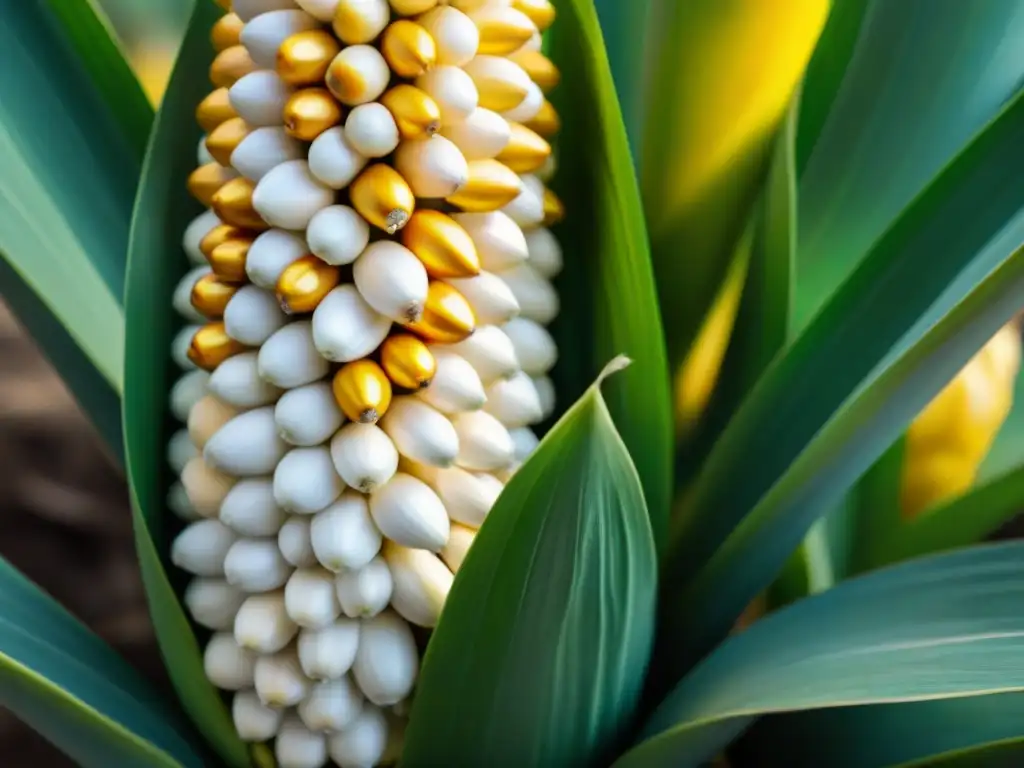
500, 78, 543, 122
416, 65, 479, 124
259, 321, 332, 389
231, 126, 305, 181
308, 126, 368, 189
275, 382, 345, 447
327, 704, 389, 768
445, 324, 520, 383
255, 648, 311, 709
313, 492, 385, 572
234, 591, 298, 653
173, 265, 212, 323
220, 477, 287, 536
208, 351, 282, 408
299, 677, 364, 732
501, 173, 544, 227
246, 228, 308, 289
345, 103, 400, 158
204, 632, 257, 691
523, 225, 562, 278
183, 210, 221, 265
274, 446, 346, 514
298, 618, 360, 680
352, 241, 429, 323
383, 543, 453, 627
172, 518, 238, 577
502, 316, 556, 375
184, 578, 247, 631
336, 556, 393, 618
276, 714, 328, 768
312, 284, 392, 363
483, 370, 543, 427
224, 285, 290, 346
430, 464, 501, 527
369, 472, 450, 551
418, 5, 479, 66
452, 410, 515, 470
441, 107, 511, 161
279, 515, 319, 567
379, 397, 460, 468
253, 159, 335, 230
418, 349, 486, 413
224, 537, 293, 591
229, 70, 293, 127
171, 369, 210, 422
509, 426, 539, 461
452, 210, 526, 270
168, 429, 199, 475
445, 271, 520, 325
352, 610, 419, 706
232, 690, 283, 742
205, 406, 289, 476
306, 205, 370, 265
441, 523, 477, 573
329, 424, 399, 494
286, 567, 342, 629
393, 136, 469, 198
533, 374, 555, 419
495, 261, 559, 324
241, 10, 319, 69
172, 325, 201, 370
168, 481, 199, 522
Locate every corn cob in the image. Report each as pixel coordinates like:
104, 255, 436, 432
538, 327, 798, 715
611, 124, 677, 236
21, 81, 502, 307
169, 1, 562, 764
900, 321, 1021, 519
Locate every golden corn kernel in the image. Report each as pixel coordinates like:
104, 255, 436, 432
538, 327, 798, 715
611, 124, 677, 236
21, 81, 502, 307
332, 0, 387, 45
445, 159, 522, 212
350, 164, 416, 234
380, 20, 437, 79
196, 88, 237, 133
523, 99, 560, 137
277, 29, 341, 86
191, 274, 241, 319
333, 360, 393, 423
212, 177, 268, 230
381, 334, 437, 390
542, 187, 565, 226
389, 0, 439, 15
211, 13, 244, 52
205, 116, 249, 167
199, 224, 247, 260
512, 0, 556, 31
404, 281, 476, 343
496, 122, 551, 174
283, 88, 343, 141
509, 49, 560, 92
188, 163, 236, 207
380, 85, 442, 139
276, 255, 341, 314
208, 238, 252, 282
401, 210, 480, 278
475, 14, 536, 57
210, 45, 257, 89
188, 322, 248, 371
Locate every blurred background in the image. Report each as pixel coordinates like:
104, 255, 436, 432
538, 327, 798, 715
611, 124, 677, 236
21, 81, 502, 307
0, 3, 183, 763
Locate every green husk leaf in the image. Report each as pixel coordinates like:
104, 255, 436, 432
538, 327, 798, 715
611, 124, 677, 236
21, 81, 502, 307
41, 0, 153, 160
402, 358, 658, 767
0, 556, 205, 768
546, 0, 673, 545
620, 540, 1024, 768
659, 84, 1024, 674
0, 0, 140, 393
122, 2, 250, 766
796, 0, 1024, 333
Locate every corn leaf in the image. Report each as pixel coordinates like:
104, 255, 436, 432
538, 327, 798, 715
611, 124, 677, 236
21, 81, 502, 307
0, 0, 139, 393
620, 540, 1024, 768
846, 437, 906, 574
639, 0, 829, 371
402, 358, 658, 767
0, 556, 206, 768
978, 367, 1024, 484
796, 0, 1024, 333
0, 255, 123, 460
660, 85, 1024, 675
743, 692, 1024, 767
41, 0, 153, 160
546, 0, 673, 544
122, 2, 250, 766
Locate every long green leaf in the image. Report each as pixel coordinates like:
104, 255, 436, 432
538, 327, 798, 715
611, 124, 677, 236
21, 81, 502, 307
660, 85, 1024, 672
665, 241, 1024, 675
0, 255, 122, 461
796, 0, 1024, 333
41, 0, 153, 160
846, 436, 906, 574
0, 0, 139, 391
979, 364, 1024, 484
743, 693, 1024, 767
620, 540, 1024, 768
123, 2, 250, 766
0, 556, 205, 768
546, 0, 673, 544
402, 358, 658, 767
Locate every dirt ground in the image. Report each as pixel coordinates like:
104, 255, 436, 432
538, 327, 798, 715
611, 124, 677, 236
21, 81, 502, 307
0, 303, 170, 765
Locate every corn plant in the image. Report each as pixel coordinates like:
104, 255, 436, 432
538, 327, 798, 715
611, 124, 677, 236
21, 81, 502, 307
3, 0, 1024, 766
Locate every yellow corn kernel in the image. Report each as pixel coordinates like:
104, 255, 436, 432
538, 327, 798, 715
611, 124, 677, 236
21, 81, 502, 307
389, 0, 438, 15
283, 88, 343, 141
196, 88, 237, 133
276, 255, 341, 314
207, 237, 252, 282
188, 163, 236, 207
205, 116, 249, 167
380, 85, 442, 139
200, 224, 247, 260
523, 99, 560, 137
350, 164, 416, 234
512, 0, 555, 31
495, 122, 551, 174
277, 29, 341, 86
404, 281, 476, 343
381, 334, 437, 390
474, 11, 536, 57
445, 159, 521, 212
401, 210, 480, 278
333, 0, 388, 45
381, 20, 437, 78
542, 187, 565, 226
212, 177, 268, 230
508, 49, 560, 92
191, 274, 241, 319
210, 45, 257, 89
188, 322, 248, 371
211, 13, 244, 52
333, 360, 393, 423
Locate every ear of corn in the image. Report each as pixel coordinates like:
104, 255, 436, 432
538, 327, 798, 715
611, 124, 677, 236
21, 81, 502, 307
168, 1, 561, 763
